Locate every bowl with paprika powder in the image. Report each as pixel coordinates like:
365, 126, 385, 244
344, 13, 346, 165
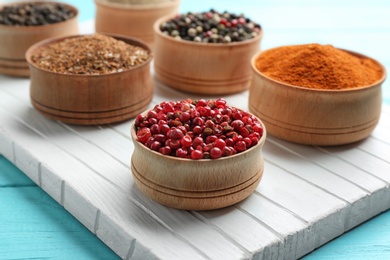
153, 10, 263, 95
249, 43, 386, 146
26, 33, 153, 125
0, 1, 79, 77
131, 98, 267, 210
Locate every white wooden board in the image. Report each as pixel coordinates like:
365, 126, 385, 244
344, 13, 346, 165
1, 20, 390, 260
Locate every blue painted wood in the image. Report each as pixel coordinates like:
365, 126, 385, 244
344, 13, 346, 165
0, 155, 120, 260
0, 156, 34, 187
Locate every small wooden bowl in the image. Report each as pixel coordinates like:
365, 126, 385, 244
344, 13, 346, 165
153, 16, 263, 95
94, 0, 181, 48
130, 111, 267, 211
0, 1, 79, 77
26, 34, 154, 125
249, 48, 386, 146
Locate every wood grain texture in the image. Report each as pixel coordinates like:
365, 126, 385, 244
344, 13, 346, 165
95, 0, 181, 47
248, 49, 386, 146
26, 34, 154, 125
0, 2, 79, 77
153, 17, 262, 95
130, 115, 266, 210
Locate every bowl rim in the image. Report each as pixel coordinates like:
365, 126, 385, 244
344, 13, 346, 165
0, 1, 79, 31
131, 105, 267, 163
94, 0, 181, 10
153, 14, 263, 48
25, 33, 153, 77
251, 44, 387, 92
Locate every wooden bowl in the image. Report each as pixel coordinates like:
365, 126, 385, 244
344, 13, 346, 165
0, 1, 79, 77
153, 16, 263, 95
26, 34, 154, 125
130, 110, 267, 211
249, 48, 386, 146
94, 0, 181, 48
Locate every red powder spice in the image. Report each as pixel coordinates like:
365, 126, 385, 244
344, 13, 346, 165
255, 44, 384, 90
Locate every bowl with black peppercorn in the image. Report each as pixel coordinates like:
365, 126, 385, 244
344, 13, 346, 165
0, 1, 79, 77
153, 9, 263, 95
94, 0, 181, 48
26, 33, 154, 125
249, 43, 386, 146
131, 98, 267, 210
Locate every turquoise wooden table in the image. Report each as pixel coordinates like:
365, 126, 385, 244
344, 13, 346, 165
1, 0, 389, 259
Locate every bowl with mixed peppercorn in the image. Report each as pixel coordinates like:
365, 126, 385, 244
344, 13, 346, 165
131, 98, 267, 210
26, 33, 154, 125
249, 44, 386, 145
153, 10, 263, 95
0, 1, 79, 77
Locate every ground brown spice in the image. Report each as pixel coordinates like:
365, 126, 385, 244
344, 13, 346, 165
31, 34, 150, 75
255, 44, 384, 89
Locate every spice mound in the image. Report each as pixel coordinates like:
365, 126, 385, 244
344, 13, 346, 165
31, 34, 150, 75
255, 44, 384, 89
135, 99, 264, 160
0, 3, 75, 26
160, 9, 261, 43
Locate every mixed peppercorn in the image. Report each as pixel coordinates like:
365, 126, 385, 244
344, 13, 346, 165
160, 9, 261, 43
0, 3, 75, 26
135, 99, 264, 160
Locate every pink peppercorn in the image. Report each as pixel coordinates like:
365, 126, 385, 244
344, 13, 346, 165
134, 99, 264, 160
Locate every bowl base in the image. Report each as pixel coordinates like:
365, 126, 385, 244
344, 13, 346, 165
249, 102, 379, 146
131, 161, 264, 211
31, 95, 152, 125
0, 57, 29, 77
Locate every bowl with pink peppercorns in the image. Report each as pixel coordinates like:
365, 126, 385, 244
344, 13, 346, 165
131, 98, 266, 210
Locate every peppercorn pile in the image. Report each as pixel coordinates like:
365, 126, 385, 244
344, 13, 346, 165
31, 34, 150, 75
0, 3, 75, 26
160, 9, 261, 43
135, 99, 264, 160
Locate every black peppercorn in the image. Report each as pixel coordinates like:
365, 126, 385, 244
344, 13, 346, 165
0, 3, 75, 26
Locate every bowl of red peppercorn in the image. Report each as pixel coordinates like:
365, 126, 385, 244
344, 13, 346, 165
249, 44, 386, 146
94, 0, 181, 48
153, 10, 263, 95
0, 1, 79, 77
131, 98, 266, 210
26, 33, 153, 125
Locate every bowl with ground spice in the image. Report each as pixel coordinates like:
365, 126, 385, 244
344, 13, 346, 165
249, 43, 386, 146
94, 0, 181, 48
0, 1, 79, 77
153, 10, 263, 95
26, 33, 153, 125
131, 98, 267, 210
